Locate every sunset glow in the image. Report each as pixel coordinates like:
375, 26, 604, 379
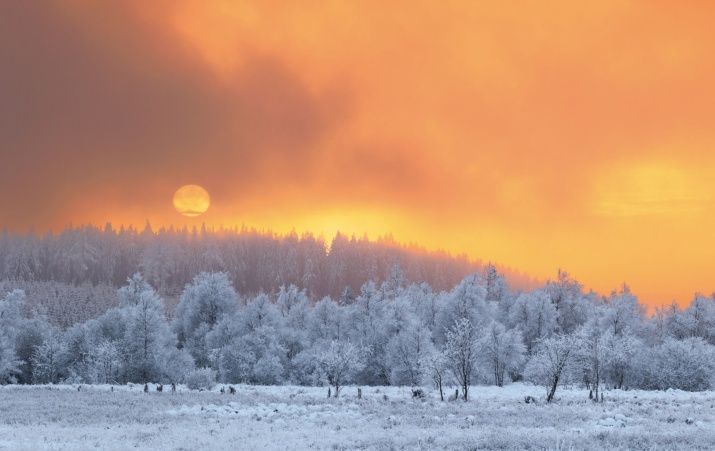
1, 1, 714, 306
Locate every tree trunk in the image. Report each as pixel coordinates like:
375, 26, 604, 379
546, 375, 560, 403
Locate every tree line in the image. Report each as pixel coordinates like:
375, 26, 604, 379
1, 265, 714, 401
0, 223, 536, 301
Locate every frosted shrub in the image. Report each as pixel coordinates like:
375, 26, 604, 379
631, 337, 715, 391
253, 355, 284, 385
185, 367, 217, 390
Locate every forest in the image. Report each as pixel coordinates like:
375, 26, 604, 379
0, 223, 538, 299
1, 225, 714, 400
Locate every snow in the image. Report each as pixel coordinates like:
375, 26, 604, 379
2, 383, 715, 450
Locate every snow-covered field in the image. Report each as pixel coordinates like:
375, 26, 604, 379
1, 383, 714, 450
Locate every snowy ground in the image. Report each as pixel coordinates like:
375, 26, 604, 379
1, 383, 715, 450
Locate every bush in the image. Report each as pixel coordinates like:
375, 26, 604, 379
185, 367, 217, 390
630, 338, 715, 391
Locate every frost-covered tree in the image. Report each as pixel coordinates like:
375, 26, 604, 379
277, 284, 308, 317
308, 297, 343, 342
253, 354, 284, 385
545, 269, 590, 334
117, 273, 153, 307
0, 332, 21, 384
524, 334, 578, 402
409, 283, 438, 331
157, 347, 195, 384
658, 301, 691, 340
509, 290, 559, 354
280, 290, 310, 364
350, 281, 390, 385
604, 331, 641, 389
240, 293, 281, 333
380, 262, 408, 301
14, 315, 51, 384
477, 321, 526, 387
219, 335, 257, 384
173, 272, 238, 366
87, 339, 123, 384
601, 284, 645, 337
3, 235, 40, 281
385, 320, 434, 387
419, 350, 448, 401
683, 295, 715, 343
0, 290, 26, 384
315, 340, 367, 397
122, 288, 174, 383
435, 273, 489, 347
206, 301, 287, 385
573, 321, 610, 401
483, 263, 509, 305
444, 317, 479, 400
31, 329, 69, 384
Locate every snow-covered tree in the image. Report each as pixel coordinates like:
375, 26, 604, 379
308, 297, 343, 342
659, 301, 691, 340
683, 295, 715, 343
0, 290, 25, 384
117, 273, 153, 307
0, 332, 21, 384
601, 284, 645, 337
419, 350, 448, 401
87, 339, 123, 384
509, 290, 559, 354
477, 321, 526, 387
524, 334, 578, 402
545, 269, 590, 334
350, 282, 390, 385
31, 329, 69, 384
385, 320, 434, 386
409, 283, 438, 331
316, 340, 367, 397
122, 289, 174, 383
173, 272, 238, 366
277, 284, 308, 317
483, 263, 509, 305
252, 354, 284, 385
573, 321, 610, 401
603, 331, 641, 389
280, 290, 310, 364
435, 273, 489, 347
240, 293, 281, 333
13, 315, 50, 384
443, 317, 479, 400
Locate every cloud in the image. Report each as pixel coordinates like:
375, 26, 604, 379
0, 1, 350, 229
1, 1, 715, 305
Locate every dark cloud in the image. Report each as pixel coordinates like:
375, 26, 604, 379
0, 1, 349, 230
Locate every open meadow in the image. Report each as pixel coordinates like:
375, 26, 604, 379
1, 383, 714, 450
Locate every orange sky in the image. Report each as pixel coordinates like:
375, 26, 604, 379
1, 1, 714, 306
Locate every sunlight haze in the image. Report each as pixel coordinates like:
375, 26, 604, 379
1, 1, 714, 307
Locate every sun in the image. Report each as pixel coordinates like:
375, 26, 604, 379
173, 185, 210, 217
